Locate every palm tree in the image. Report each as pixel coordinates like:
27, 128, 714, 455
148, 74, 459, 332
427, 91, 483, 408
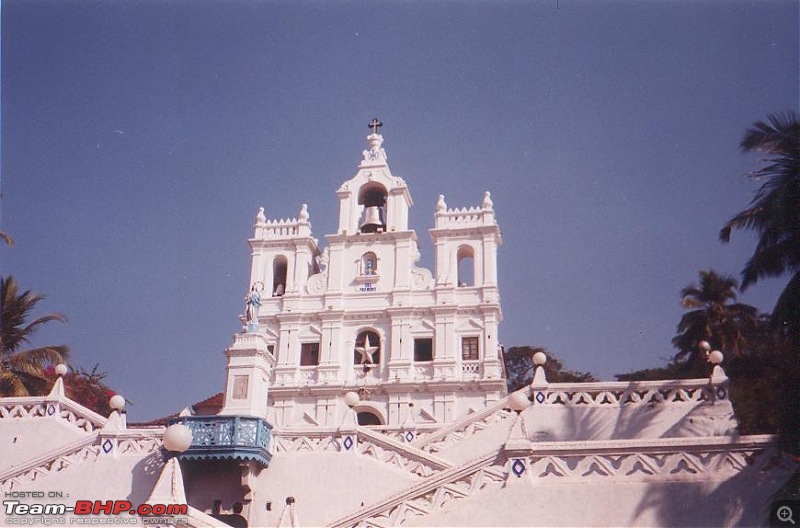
720, 112, 800, 341
672, 269, 761, 373
1, 276, 69, 396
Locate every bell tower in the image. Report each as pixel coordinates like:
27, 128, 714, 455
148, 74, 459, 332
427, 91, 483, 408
335, 120, 412, 237
232, 121, 506, 429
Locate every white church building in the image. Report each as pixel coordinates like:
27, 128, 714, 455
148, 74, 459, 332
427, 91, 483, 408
0, 124, 795, 528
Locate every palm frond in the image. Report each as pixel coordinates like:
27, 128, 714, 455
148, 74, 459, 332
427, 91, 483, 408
0, 371, 29, 397
0, 232, 13, 248
5, 347, 69, 367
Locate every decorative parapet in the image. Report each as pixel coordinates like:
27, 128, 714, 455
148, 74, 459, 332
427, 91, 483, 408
270, 427, 451, 479
252, 204, 312, 240
508, 435, 792, 483
169, 415, 273, 468
0, 396, 107, 433
0, 430, 162, 492
333, 434, 793, 528
531, 378, 724, 407
328, 449, 506, 528
433, 192, 496, 229
412, 389, 523, 454
414, 378, 729, 456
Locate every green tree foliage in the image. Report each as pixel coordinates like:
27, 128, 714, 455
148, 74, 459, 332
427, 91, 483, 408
1, 276, 69, 396
671, 269, 761, 376
720, 112, 800, 342
616, 269, 782, 436
503, 346, 596, 392
720, 112, 800, 455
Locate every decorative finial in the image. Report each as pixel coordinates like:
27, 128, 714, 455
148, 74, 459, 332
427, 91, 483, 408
708, 350, 723, 365
368, 117, 383, 135
483, 191, 494, 210
299, 203, 309, 222
508, 391, 530, 414
109, 394, 126, 412
344, 391, 360, 408
55, 364, 68, 377
255, 207, 266, 226
163, 423, 193, 453
436, 195, 447, 213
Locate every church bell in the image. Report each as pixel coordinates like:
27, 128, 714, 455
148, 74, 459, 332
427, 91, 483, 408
360, 206, 384, 233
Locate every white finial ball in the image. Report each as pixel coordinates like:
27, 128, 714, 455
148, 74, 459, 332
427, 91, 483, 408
55, 364, 68, 377
699, 341, 711, 353
708, 350, 724, 365
344, 391, 360, 408
109, 394, 126, 411
509, 391, 530, 412
533, 351, 547, 366
163, 423, 193, 453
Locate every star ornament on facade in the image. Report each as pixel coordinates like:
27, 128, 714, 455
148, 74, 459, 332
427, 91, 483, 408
355, 335, 378, 365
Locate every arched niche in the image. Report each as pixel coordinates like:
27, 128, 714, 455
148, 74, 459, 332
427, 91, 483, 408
361, 251, 378, 276
457, 245, 475, 287
353, 329, 381, 366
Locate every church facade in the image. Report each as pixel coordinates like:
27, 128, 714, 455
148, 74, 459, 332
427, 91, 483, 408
0, 125, 796, 528
221, 126, 505, 431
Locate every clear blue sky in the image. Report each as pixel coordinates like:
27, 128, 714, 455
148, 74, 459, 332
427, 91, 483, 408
2, 0, 798, 420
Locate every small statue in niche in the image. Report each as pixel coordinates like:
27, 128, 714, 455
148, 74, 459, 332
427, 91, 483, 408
365, 258, 376, 275
245, 282, 263, 323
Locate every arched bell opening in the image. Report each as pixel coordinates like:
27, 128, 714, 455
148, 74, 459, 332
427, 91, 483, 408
358, 183, 387, 234
457, 245, 475, 287
272, 255, 288, 296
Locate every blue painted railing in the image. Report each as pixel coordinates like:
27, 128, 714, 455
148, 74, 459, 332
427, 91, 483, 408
168, 415, 272, 467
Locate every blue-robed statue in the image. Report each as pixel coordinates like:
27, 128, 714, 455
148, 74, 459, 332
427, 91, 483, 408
245, 282, 263, 324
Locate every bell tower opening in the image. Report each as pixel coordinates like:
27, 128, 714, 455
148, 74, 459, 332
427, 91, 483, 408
272, 255, 288, 296
359, 183, 387, 234
457, 245, 475, 287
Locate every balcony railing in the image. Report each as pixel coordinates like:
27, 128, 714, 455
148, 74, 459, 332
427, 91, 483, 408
168, 415, 273, 467
462, 361, 480, 376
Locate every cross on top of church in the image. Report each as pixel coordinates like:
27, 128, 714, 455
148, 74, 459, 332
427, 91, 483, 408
368, 118, 383, 134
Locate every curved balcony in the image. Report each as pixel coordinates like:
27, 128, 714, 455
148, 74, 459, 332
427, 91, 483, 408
168, 415, 272, 467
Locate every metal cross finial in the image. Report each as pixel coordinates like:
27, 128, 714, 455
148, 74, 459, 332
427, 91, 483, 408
368, 118, 383, 134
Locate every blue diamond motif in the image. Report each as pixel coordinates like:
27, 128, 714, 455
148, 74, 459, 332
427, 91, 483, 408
405, 431, 414, 443
342, 435, 353, 451
511, 458, 526, 477
47, 405, 55, 416
717, 387, 727, 399
102, 439, 113, 454
536, 392, 545, 404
